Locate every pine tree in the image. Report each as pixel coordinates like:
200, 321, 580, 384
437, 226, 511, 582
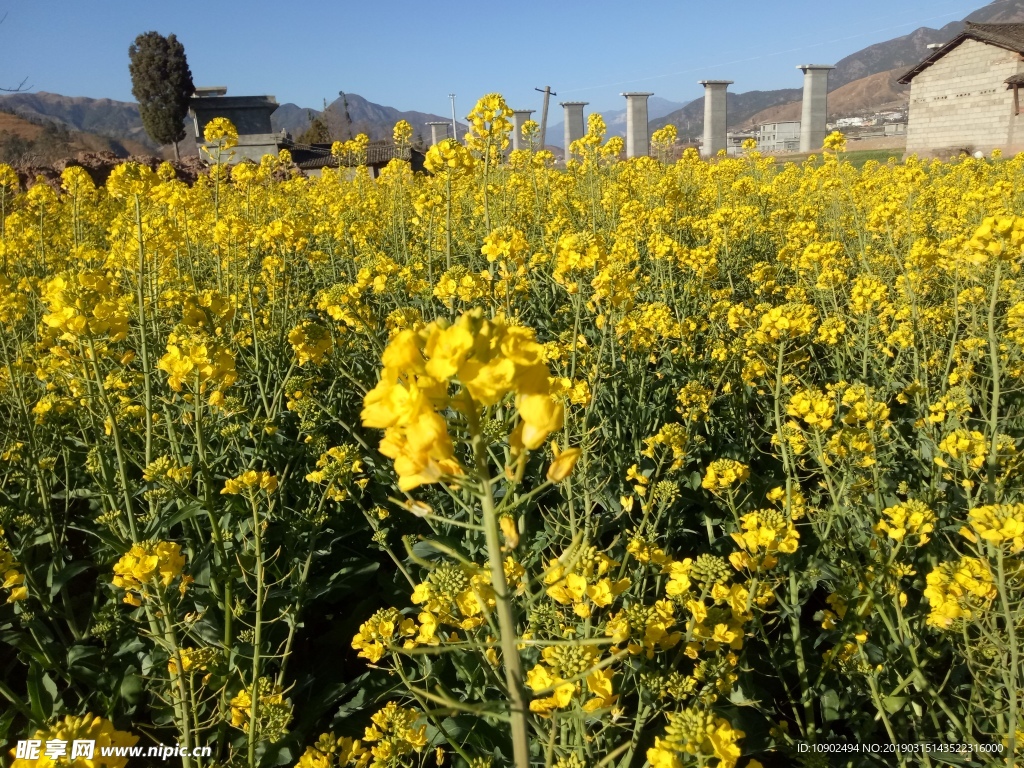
128, 32, 194, 160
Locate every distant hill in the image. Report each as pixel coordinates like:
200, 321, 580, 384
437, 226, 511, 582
741, 68, 909, 129
0, 91, 157, 150
271, 93, 467, 144
832, 0, 1024, 88
0, 89, 466, 157
6, 0, 1024, 156
651, 88, 803, 140
651, 0, 1024, 136
0, 108, 153, 163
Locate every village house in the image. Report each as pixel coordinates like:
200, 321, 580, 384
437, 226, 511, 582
188, 87, 425, 176
899, 22, 1024, 157
756, 121, 801, 152
189, 86, 286, 162
290, 142, 426, 178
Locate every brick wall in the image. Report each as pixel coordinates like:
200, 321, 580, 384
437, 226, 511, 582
906, 39, 1024, 156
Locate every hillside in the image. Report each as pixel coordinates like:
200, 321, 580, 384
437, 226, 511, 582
650, 88, 803, 140
0, 91, 157, 149
6, 0, 1024, 154
0, 88, 465, 154
741, 68, 909, 128
0, 109, 153, 163
833, 0, 1024, 87
652, 0, 1024, 136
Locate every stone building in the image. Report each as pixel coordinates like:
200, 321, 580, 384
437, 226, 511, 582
899, 23, 1024, 157
189, 87, 425, 175
189, 87, 287, 162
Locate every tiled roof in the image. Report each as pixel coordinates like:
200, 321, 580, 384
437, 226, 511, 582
290, 142, 413, 170
290, 150, 334, 169
900, 22, 1024, 83
964, 22, 1024, 51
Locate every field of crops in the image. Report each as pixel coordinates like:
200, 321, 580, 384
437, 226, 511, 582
2, 94, 1024, 768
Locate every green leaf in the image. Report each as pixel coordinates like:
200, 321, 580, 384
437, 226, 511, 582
882, 695, 907, 714
153, 500, 203, 535
120, 671, 144, 706
0, 708, 16, 743
49, 562, 91, 598
820, 688, 841, 722
26, 663, 56, 724
67, 645, 101, 666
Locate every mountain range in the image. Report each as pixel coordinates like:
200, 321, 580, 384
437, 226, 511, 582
2, 0, 1023, 156
652, 0, 1024, 138
270, 92, 468, 146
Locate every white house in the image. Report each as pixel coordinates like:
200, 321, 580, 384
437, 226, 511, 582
899, 22, 1024, 157
756, 121, 801, 152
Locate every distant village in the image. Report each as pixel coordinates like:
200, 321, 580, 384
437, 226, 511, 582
191, 21, 1024, 172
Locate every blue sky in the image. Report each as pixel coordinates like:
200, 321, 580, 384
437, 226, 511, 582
0, 0, 990, 116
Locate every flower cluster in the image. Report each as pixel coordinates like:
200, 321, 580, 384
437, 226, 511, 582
111, 541, 185, 606
647, 707, 745, 768
9, 715, 138, 768
526, 645, 616, 715
361, 703, 427, 767
729, 509, 799, 570
702, 460, 750, 493
360, 310, 562, 490
545, 545, 630, 619
924, 557, 997, 629
295, 733, 369, 768
229, 677, 293, 742
221, 470, 278, 495
875, 500, 936, 546
1, 528, 26, 603
304, 445, 365, 502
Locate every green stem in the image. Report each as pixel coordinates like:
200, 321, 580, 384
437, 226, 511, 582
474, 433, 531, 768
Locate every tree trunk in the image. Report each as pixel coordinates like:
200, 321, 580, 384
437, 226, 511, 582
172, 141, 180, 162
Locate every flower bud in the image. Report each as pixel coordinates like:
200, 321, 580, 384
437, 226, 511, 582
547, 445, 581, 483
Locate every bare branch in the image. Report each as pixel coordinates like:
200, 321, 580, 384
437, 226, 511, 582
0, 12, 32, 93
1, 76, 31, 94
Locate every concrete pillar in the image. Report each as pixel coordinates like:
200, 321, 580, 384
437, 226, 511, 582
426, 121, 449, 146
510, 109, 534, 151
797, 65, 834, 152
699, 80, 732, 158
623, 92, 653, 158
559, 101, 588, 159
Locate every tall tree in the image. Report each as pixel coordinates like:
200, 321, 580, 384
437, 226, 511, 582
128, 31, 194, 160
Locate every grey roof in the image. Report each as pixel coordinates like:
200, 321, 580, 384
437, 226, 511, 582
190, 95, 279, 110
290, 143, 414, 170
899, 22, 1024, 83
964, 22, 1024, 50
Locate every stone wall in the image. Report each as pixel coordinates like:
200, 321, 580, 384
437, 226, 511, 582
190, 96, 278, 141
845, 136, 906, 152
906, 39, 1024, 157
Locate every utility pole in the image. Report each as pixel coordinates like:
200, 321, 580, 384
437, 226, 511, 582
535, 86, 555, 151
449, 93, 458, 143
